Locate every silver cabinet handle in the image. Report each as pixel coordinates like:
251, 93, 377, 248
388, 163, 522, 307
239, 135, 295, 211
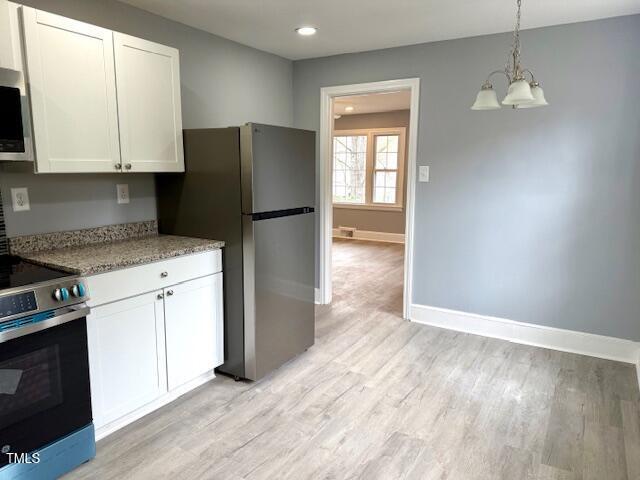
166, 290, 174, 296
115, 163, 122, 170
160, 271, 168, 278
157, 293, 164, 300
124, 163, 132, 170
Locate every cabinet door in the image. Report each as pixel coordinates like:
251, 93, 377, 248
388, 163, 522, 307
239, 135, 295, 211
0, 1, 14, 70
87, 291, 167, 428
164, 273, 223, 390
113, 32, 184, 173
21, 7, 121, 173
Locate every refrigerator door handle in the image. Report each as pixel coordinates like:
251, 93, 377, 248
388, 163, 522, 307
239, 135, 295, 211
250, 207, 314, 221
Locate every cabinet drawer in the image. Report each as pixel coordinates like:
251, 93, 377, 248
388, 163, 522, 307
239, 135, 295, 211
86, 250, 222, 307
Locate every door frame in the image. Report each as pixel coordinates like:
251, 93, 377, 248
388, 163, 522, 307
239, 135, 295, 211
318, 78, 420, 319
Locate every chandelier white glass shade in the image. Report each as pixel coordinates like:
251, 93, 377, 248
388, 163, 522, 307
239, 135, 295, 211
516, 82, 548, 108
471, 0, 548, 111
471, 86, 501, 110
502, 79, 534, 105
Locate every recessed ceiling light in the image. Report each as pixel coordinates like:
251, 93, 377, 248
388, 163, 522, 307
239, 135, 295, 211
295, 26, 317, 36
344, 106, 354, 112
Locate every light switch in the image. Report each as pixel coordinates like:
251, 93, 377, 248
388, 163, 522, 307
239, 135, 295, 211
117, 184, 130, 204
419, 166, 430, 182
11, 187, 30, 211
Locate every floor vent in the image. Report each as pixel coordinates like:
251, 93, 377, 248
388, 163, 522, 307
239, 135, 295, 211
337, 226, 356, 238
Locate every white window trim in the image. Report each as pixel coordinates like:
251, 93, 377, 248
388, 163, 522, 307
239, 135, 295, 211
332, 127, 406, 211
333, 203, 403, 212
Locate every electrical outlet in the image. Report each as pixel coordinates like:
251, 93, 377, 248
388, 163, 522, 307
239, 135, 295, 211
116, 184, 130, 204
11, 187, 30, 212
419, 166, 430, 182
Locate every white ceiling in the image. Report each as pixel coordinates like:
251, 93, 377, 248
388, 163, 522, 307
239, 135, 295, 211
119, 0, 640, 60
334, 91, 411, 116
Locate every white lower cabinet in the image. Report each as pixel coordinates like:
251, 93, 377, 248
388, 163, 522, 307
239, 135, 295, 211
165, 274, 224, 390
87, 291, 166, 429
85, 254, 224, 439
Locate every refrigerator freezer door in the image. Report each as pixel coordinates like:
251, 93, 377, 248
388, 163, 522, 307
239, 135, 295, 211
242, 211, 315, 380
241, 123, 316, 214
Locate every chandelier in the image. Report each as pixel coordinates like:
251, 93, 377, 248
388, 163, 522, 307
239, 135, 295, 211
471, 0, 548, 110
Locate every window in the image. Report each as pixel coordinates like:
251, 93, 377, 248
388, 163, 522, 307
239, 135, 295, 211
332, 128, 405, 209
373, 135, 399, 204
332, 135, 367, 204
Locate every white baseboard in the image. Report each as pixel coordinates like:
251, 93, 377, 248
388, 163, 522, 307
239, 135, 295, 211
315, 288, 321, 305
333, 228, 404, 244
410, 304, 640, 365
95, 370, 216, 441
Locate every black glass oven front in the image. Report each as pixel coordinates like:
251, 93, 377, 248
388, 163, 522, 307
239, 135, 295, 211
0, 318, 91, 468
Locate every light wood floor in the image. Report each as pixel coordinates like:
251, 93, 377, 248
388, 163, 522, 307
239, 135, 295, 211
68, 239, 640, 480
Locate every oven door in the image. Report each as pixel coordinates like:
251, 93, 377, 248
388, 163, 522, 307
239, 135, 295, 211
0, 307, 92, 468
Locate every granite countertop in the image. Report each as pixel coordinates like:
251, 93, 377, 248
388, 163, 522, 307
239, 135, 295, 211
18, 235, 225, 276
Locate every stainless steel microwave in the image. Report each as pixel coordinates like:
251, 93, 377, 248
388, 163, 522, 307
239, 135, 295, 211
0, 84, 33, 162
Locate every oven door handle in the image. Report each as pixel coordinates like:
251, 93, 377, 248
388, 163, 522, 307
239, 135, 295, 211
0, 306, 90, 344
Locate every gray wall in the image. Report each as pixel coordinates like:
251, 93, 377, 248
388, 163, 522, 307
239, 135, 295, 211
333, 110, 409, 234
293, 15, 640, 341
334, 207, 405, 235
0, 0, 293, 237
0, 163, 156, 236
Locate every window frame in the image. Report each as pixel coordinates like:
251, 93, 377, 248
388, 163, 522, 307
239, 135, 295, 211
332, 127, 406, 211
331, 132, 368, 206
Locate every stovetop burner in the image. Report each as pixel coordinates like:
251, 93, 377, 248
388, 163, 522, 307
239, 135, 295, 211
0, 255, 72, 291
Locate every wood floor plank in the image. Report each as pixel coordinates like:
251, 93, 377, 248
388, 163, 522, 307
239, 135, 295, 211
65, 239, 640, 480
621, 400, 640, 480
541, 396, 586, 475
582, 420, 627, 480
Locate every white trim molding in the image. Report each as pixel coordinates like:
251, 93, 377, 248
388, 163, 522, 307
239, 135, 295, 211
95, 370, 216, 440
334, 203, 403, 212
333, 228, 405, 244
314, 288, 322, 305
319, 78, 420, 320
410, 304, 640, 365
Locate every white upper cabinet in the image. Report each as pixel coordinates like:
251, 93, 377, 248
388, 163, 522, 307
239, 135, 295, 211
0, 0, 15, 70
21, 7, 121, 173
114, 33, 184, 173
20, 7, 184, 173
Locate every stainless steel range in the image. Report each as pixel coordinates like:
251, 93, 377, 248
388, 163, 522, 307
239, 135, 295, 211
0, 254, 95, 479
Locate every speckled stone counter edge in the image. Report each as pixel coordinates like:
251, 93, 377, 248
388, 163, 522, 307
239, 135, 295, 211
19, 237, 226, 276
8, 220, 158, 255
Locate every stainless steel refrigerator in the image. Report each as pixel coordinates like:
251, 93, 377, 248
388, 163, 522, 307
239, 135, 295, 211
156, 123, 316, 381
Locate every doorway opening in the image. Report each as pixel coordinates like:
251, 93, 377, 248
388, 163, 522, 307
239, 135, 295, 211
318, 79, 420, 319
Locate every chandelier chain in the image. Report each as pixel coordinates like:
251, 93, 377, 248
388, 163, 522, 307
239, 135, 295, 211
506, 0, 523, 79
